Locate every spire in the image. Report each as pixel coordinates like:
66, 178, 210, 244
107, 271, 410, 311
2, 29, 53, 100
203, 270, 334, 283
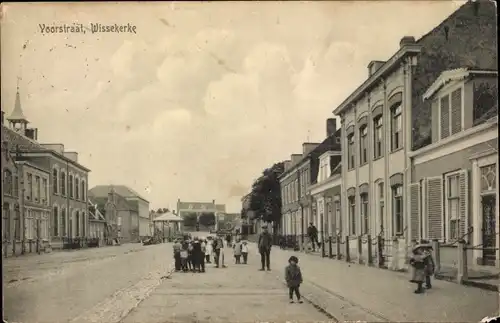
7, 79, 29, 124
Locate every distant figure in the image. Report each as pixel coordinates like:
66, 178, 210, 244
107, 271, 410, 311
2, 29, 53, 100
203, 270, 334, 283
187, 241, 194, 272
285, 255, 303, 303
213, 236, 224, 268
205, 238, 213, 263
241, 240, 249, 264
409, 244, 426, 294
173, 239, 182, 272
233, 239, 242, 264
180, 241, 189, 272
258, 225, 272, 271
192, 237, 205, 273
307, 223, 320, 252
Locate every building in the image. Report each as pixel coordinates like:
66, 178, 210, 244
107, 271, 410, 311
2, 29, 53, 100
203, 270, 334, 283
280, 118, 341, 240
88, 197, 106, 242
89, 185, 150, 238
332, 1, 496, 262
2, 88, 91, 250
88, 186, 140, 243
409, 68, 498, 268
2, 117, 22, 256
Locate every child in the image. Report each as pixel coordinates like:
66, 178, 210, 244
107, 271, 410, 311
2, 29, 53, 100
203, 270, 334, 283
285, 256, 303, 303
180, 241, 189, 272
409, 244, 426, 294
205, 238, 213, 263
420, 241, 435, 289
173, 239, 182, 272
187, 241, 194, 272
233, 239, 242, 264
241, 241, 249, 264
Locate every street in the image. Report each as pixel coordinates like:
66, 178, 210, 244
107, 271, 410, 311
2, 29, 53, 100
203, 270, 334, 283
3, 243, 328, 323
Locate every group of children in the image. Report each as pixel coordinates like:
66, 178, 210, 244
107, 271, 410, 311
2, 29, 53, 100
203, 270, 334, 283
231, 238, 249, 264
409, 240, 435, 294
173, 236, 212, 273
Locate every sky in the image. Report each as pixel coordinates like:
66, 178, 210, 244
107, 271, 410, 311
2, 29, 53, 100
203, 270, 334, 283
1, 1, 464, 212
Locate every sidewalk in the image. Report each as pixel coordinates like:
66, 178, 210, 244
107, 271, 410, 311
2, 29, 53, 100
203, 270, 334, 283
258, 244, 498, 322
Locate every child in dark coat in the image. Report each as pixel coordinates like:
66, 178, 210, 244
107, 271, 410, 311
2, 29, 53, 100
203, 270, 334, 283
420, 242, 435, 289
409, 245, 426, 294
285, 256, 303, 303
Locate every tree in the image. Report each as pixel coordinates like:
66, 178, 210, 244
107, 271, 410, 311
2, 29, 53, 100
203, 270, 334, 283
156, 208, 164, 214
183, 213, 198, 227
198, 212, 216, 226
248, 161, 285, 233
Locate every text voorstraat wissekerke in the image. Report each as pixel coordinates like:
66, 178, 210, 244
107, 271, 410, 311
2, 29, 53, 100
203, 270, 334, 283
39, 23, 137, 34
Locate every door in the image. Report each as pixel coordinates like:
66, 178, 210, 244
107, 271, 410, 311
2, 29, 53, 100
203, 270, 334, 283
482, 194, 497, 265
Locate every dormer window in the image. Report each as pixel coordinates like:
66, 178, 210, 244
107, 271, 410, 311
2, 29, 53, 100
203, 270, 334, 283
439, 87, 463, 139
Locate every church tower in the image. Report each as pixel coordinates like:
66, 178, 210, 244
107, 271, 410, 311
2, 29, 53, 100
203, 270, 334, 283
7, 82, 29, 134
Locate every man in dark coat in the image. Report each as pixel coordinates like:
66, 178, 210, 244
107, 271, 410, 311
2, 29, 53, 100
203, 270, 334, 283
258, 225, 273, 271
191, 237, 205, 273
307, 223, 320, 252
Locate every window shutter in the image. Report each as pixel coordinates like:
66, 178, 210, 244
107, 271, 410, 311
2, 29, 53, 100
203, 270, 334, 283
440, 95, 450, 139
409, 182, 421, 241
426, 176, 444, 240
451, 88, 462, 135
458, 169, 469, 241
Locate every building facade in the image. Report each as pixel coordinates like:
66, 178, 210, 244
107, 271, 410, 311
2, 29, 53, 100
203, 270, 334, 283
2, 88, 91, 250
280, 158, 300, 237
409, 68, 498, 268
88, 197, 106, 242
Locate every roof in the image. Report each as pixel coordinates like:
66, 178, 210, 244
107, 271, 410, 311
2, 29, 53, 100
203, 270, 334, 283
423, 68, 498, 101
279, 129, 341, 180
1, 125, 91, 172
89, 185, 149, 203
152, 211, 183, 222
1, 125, 45, 152
88, 191, 139, 212
7, 91, 29, 122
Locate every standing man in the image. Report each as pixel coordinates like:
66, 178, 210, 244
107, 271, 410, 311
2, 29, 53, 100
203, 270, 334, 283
258, 225, 273, 271
173, 239, 182, 272
307, 223, 320, 252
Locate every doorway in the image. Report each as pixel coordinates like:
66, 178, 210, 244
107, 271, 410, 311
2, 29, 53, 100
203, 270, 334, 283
481, 194, 497, 265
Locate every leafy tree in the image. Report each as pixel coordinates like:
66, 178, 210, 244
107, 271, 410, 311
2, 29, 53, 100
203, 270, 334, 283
198, 212, 216, 226
183, 213, 198, 227
162, 208, 170, 213
157, 208, 164, 214
248, 161, 285, 232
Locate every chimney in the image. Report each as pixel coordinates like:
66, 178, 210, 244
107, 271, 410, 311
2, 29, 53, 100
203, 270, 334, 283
326, 118, 337, 137
368, 60, 385, 77
399, 36, 416, 48
302, 142, 320, 156
283, 160, 292, 172
291, 154, 302, 165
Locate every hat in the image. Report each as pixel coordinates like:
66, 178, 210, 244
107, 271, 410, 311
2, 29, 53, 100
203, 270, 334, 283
412, 244, 423, 252
288, 255, 299, 263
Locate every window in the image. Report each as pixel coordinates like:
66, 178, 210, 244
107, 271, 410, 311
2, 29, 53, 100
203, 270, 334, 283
334, 201, 341, 235
440, 89, 463, 139
3, 203, 10, 240
82, 212, 86, 237
13, 175, 18, 197
360, 126, 368, 164
361, 194, 369, 234
391, 103, 402, 151
3, 169, 13, 195
348, 196, 356, 235
53, 206, 59, 236
61, 172, 66, 195
347, 134, 355, 169
69, 174, 74, 198
76, 211, 80, 237
81, 181, 86, 201
374, 116, 383, 158
26, 210, 34, 239
27, 173, 33, 200
392, 185, 403, 235
378, 182, 384, 233
75, 178, 80, 200
53, 169, 59, 194
447, 174, 460, 240
14, 208, 20, 240
60, 208, 67, 236
35, 176, 41, 201
42, 178, 48, 202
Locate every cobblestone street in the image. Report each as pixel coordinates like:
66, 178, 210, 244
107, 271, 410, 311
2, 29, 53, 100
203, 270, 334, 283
121, 251, 328, 323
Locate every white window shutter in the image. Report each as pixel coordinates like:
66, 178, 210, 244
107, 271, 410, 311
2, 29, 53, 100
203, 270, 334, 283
409, 182, 421, 242
426, 176, 444, 241
458, 169, 469, 241
421, 180, 428, 239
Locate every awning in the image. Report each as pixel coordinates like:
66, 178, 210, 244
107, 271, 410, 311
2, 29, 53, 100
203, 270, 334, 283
152, 212, 183, 222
